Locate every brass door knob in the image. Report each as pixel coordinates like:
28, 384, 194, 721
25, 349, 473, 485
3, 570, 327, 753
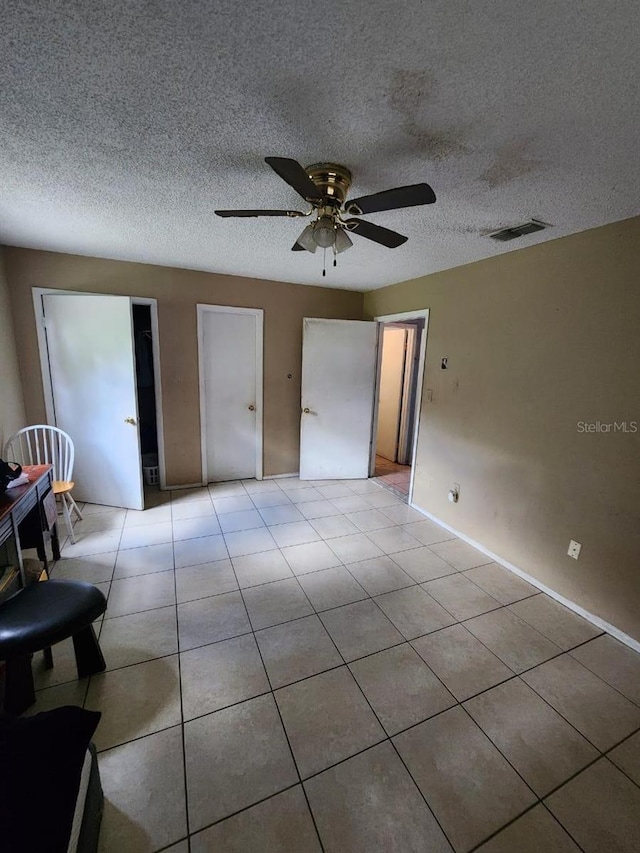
124, 417, 137, 425
248, 404, 255, 411
303, 408, 310, 414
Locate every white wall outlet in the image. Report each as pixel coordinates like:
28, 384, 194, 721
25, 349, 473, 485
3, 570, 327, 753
448, 483, 460, 503
568, 540, 582, 560
426, 389, 433, 403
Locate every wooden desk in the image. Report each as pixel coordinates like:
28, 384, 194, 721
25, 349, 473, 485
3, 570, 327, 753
0, 465, 60, 600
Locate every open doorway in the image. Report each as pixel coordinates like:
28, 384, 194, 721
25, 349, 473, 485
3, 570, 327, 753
371, 311, 428, 503
132, 303, 160, 502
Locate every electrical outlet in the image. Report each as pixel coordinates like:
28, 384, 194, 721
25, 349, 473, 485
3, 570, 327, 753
568, 540, 582, 560
425, 389, 433, 403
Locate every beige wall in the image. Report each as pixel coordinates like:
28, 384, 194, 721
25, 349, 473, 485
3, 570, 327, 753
365, 216, 640, 642
3, 249, 363, 485
0, 248, 26, 449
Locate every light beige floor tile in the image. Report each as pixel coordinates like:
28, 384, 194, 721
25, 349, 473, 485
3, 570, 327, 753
224, 527, 277, 557
171, 500, 216, 521
99, 606, 178, 669
298, 499, 342, 519
73, 512, 126, 535
330, 495, 372, 514
347, 480, 383, 495
258, 503, 305, 525
172, 514, 222, 540
463, 563, 538, 605
317, 483, 354, 499
308, 514, 359, 539
608, 731, 640, 786
98, 726, 187, 853
106, 570, 175, 618
374, 585, 456, 639
171, 487, 212, 503
86, 655, 181, 751
305, 742, 453, 853
218, 508, 265, 533
119, 521, 173, 550
162, 842, 189, 853
178, 590, 251, 651
379, 503, 425, 524
208, 481, 248, 498
545, 758, 640, 853
191, 786, 322, 853
423, 573, 501, 621
350, 643, 455, 735
53, 552, 117, 583
281, 540, 342, 574
346, 555, 415, 596
297, 566, 368, 611
81, 502, 125, 516
320, 599, 404, 661
390, 546, 457, 582
181, 634, 269, 719
401, 519, 455, 546
509, 594, 602, 650
394, 706, 536, 852
125, 504, 172, 527
286, 486, 324, 504
363, 490, 405, 509
522, 654, 640, 750
275, 667, 385, 778
345, 508, 396, 532
174, 534, 228, 568
429, 538, 492, 570
212, 494, 254, 514
475, 805, 581, 853
27, 679, 88, 714
175, 559, 238, 603
325, 533, 384, 564
62, 529, 123, 558
250, 489, 292, 508
231, 549, 293, 588
242, 478, 282, 494
571, 634, 640, 705
465, 608, 561, 672
269, 520, 321, 548
242, 577, 313, 630
184, 694, 297, 830
412, 624, 514, 701
32, 635, 83, 689
255, 614, 343, 688
465, 678, 598, 796
114, 542, 174, 578
366, 526, 422, 554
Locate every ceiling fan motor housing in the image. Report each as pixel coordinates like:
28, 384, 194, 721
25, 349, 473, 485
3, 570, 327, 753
305, 163, 352, 206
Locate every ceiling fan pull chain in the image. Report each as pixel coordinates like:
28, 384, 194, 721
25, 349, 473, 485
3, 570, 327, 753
322, 247, 326, 277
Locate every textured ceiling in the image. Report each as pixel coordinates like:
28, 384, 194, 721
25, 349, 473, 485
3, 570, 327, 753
1, 1, 639, 290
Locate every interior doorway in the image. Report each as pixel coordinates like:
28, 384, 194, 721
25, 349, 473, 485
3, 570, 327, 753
371, 311, 429, 504
132, 304, 160, 494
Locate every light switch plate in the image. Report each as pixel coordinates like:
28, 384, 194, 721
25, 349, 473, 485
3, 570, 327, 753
568, 540, 582, 559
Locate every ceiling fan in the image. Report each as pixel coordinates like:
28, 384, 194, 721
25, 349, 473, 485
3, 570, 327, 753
215, 158, 436, 273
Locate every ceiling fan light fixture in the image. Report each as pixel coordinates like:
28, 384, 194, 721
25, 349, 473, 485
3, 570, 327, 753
334, 227, 353, 254
312, 215, 337, 248
296, 224, 317, 253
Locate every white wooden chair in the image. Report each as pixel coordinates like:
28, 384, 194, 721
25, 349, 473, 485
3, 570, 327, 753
4, 425, 83, 544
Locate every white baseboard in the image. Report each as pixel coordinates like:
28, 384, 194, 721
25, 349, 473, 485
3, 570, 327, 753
264, 472, 300, 480
409, 500, 640, 654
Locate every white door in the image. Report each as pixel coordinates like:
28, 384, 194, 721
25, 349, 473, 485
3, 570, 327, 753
376, 327, 407, 461
42, 293, 144, 509
199, 306, 263, 482
300, 318, 378, 480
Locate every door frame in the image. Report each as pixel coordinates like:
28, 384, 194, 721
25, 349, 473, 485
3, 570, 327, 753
196, 304, 264, 484
370, 309, 430, 504
32, 287, 168, 490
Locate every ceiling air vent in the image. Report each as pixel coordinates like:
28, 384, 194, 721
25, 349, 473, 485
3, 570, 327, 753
489, 219, 548, 242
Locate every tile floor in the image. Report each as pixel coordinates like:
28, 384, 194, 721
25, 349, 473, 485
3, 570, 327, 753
372, 455, 411, 498
28, 477, 640, 853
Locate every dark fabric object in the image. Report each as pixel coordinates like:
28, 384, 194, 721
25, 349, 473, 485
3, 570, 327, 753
0, 706, 101, 853
76, 744, 104, 853
0, 459, 22, 490
0, 580, 106, 657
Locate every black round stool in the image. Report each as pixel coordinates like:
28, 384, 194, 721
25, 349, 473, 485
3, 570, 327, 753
0, 580, 107, 715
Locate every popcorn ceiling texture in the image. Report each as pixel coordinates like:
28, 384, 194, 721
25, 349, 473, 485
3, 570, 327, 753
1, 0, 638, 290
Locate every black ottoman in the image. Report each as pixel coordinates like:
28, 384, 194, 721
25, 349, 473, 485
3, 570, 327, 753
0, 580, 107, 714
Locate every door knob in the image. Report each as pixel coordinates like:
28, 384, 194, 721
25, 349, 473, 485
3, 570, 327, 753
248, 404, 255, 411
303, 408, 310, 414
124, 417, 137, 425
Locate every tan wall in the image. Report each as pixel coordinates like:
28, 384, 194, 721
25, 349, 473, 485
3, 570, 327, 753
3, 249, 363, 485
0, 248, 26, 449
365, 216, 640, 642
